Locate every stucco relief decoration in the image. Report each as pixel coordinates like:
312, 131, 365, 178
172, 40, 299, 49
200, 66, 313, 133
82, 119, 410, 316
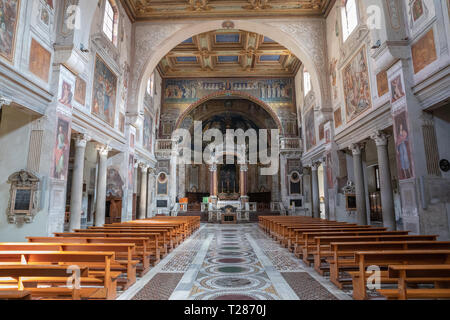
270, 20, 329, 107
130, 24, 186, 109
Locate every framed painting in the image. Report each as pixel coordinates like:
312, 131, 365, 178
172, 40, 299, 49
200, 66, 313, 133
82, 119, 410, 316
0, 0, 21, 63
52, 114, 72, 180
92, 55, 117, 127
304, 107, 316, 151
376, 70, 389, 97
28, 38, 51, 82
74, 76, 86, 106
334, 107, 343, 129
412, 29, 437, 74
390, 75, 406, 103
342, 46, 372, 121
143, 110, 153, 152
393, 109, 415, 180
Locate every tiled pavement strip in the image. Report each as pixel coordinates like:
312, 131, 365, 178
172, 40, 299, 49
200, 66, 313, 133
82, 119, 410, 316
119, 224, 352, 300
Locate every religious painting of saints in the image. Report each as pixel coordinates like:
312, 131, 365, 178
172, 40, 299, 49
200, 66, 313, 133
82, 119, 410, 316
59, 80, 73, 108
0, 0, 20, 63
412, 29, 437, 74
52, 115, 72, 180
319, 122, 325, 141
128, 154, 134, 190
119, 113, 125, 133
130, 132, 135, 149
342, 46, 372, 121
29, 38, 51, 82
376, 70, 389, 97
326, 153, 333, 187
412, 0, 424, 21
393, 110, 415, 180
390, 75, 406, 103
334, 107, 343, 129
92, 55, 117, 127
74, 76, 86, 106
143, 111, 153, 153
304, 107, 316, 151
329, 58, 338, 100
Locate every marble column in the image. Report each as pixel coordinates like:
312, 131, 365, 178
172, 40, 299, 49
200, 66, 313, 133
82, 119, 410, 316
69, 134, 90, 232
147, 168, 156, 218
350, 143, 368, 226
271, 171, 280, 202
95, 145, 110, 227
138, 163, 149, 220
178, 163, 186, 199
371, 131, 396, 230
239, 164, 248, 197
322, 157, 330, 221
311, 162, 321, 219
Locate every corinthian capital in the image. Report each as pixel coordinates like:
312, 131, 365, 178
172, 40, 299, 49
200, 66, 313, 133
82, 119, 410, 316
371, 131, 389, 147
350, 143, 364, 156
74, 133, 91, 148
0, 96, 12, 109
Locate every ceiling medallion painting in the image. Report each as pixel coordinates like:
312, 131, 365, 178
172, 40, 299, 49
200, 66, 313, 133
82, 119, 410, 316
158, 30, 301, 78
120, 0, 333, 20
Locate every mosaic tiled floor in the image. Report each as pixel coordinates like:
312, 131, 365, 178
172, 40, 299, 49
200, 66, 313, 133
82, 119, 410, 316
121, 224, 351, 300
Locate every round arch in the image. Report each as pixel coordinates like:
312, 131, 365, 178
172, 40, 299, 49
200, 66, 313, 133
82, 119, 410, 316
132, 20, 326, 118
174, 91, 283, 132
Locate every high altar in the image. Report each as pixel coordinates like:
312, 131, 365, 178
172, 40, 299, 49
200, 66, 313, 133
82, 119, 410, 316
208, 161, 250, 223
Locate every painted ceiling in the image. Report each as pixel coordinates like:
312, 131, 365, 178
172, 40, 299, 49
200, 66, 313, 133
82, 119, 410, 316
121, 0, 334, 20
158, 30, 302, 78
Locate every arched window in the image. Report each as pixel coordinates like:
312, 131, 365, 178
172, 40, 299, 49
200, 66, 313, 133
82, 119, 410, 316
341, 0, 358, 42
147, 73, 155, 97
103, 0, 119, 46
303, 70, 311, 96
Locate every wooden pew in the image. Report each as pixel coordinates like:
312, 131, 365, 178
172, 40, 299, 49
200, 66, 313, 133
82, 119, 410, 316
348, 250, 450, 300
0, 265, 89, 300
28, 237, 154, 276
328, 241, 450, 290
0, 251, 120, 300
293, 228, 398, 258
75, 228, 170, 256
0, 289, 32, 300
55, 232, 162, 265
312, 234, 438, 275
0, 243, 138, 290
86, 227, 176, 251
378, 265, 450, 300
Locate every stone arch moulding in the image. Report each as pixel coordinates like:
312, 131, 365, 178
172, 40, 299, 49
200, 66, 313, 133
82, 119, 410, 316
174, 91, 283, 132
129, 19, 329, 119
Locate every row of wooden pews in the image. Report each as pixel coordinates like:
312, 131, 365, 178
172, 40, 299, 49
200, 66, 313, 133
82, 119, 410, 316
259, 216, 450, 300
0, 216, 200, 300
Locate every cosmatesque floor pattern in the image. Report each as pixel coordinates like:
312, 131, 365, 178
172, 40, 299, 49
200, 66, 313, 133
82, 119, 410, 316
121, 224, 351, 300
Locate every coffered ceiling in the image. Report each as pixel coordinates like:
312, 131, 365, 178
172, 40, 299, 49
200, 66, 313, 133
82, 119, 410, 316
157, 30, 302, 78
120, 0, 334, 21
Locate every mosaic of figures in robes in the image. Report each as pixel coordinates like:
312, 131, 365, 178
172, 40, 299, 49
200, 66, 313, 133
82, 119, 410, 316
393, 110, 415, 180
342, 46, 372, 121
163, 78, 294, 105
52, 115, 71, 180
92, 55, 117, 127
143, 111, 153, 153
0, 0, 20, 62
304, 107, 316, 151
